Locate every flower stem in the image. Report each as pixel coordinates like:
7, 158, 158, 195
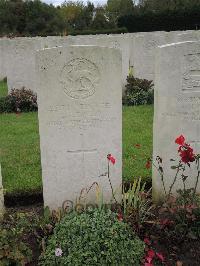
152, 161, 167, 197
167, 161, 182, 200
107, 161, 118, 204
193, 158, 200, 200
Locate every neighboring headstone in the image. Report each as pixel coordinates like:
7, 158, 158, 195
132, 32, 172, 82
176, 31, 199, 42
0, 38, 9, 80
36, 46, 122, 210
0, 39, 3, 80
6, 38, 42, 93
69, 35, 132, 91
153, 41, 200, 202
0, 163, 4, 219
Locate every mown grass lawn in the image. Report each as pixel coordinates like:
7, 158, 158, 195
0, 80, 153, 196
123, 105, 153, 182
0, 112, 42, 196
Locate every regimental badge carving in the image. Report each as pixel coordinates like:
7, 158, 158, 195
60, 58, 100, 99
182, 53, 200, 92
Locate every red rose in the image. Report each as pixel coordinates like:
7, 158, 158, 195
175, 135, 185, 146
178, 144, 195, 164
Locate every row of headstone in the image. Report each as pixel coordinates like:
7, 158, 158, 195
36, 40, 200, 209
1, 30, 200, 94
1, 33, 200, 211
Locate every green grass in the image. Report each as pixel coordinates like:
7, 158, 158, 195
0, 80, 8, 97
123, 105, 153, 181
0, 112, 42, 196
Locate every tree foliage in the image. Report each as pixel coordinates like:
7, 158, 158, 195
118, 0, 200, 32
0, 0, 199, 36
0, 0, 65, 36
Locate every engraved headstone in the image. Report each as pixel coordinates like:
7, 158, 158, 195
36, 46, 122, 210
153, 41, 200, 202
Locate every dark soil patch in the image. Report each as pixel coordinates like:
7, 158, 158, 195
142, 225, 200, 266
4, 192, 43, 207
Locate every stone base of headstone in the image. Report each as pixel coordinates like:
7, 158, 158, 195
0, 187, 4, 220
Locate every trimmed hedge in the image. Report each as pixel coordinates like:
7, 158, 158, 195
118, 8, 200, 32
69, 27, 128, 36
0, 88, 37, 113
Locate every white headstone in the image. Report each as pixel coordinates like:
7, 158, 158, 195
0, 39, 4, 80
6, 38, 42, 93
69, 35, 131, 91
36, 46, 122, 210
133, 32, 172, 82
0, 38, 9, 80
176, 31, 199, 42
0, 163, 4, 219
153, 41, 200, 202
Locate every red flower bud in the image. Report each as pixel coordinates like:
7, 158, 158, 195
107, 154, 116, 165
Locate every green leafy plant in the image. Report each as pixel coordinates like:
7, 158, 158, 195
0, 96, 13, 113
123, 178, 153, 231
39, 208, 144, 266
123, 76, 154, 106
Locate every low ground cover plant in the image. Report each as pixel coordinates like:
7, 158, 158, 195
0, 212, 32, 265
39, 208, 145, 266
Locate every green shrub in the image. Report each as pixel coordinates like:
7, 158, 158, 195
39, 208, 144, 266
0, 96, 13, 113
0, 88, 38, 113
69, 27, 128, 36
123, 76, 154, 106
